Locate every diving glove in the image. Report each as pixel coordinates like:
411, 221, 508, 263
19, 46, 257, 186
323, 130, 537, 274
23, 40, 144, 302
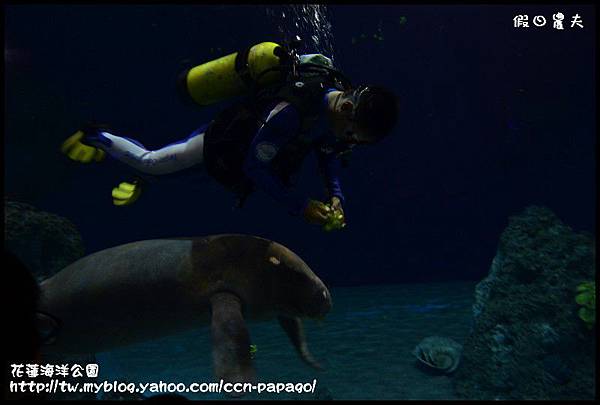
303, 199, 330, 225
60, 130, 106, 163
112, 180, 142, 206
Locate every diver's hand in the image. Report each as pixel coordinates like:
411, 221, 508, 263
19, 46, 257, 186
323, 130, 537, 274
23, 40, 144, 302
303, 199, 330, 226
330, 196, 344, 217
330, 196, 346, 227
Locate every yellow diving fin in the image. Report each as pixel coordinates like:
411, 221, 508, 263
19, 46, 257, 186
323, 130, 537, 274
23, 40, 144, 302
60, 130, 105, 163
112, 181, 142, 206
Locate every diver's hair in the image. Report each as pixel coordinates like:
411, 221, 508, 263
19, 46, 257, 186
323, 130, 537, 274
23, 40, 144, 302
348, 85, 399, 142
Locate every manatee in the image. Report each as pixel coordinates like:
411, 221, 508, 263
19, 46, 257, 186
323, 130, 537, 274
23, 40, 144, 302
38, 234, 332, 386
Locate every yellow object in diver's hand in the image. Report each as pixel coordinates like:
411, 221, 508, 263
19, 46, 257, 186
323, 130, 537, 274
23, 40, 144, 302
112, 181, 142, 206
60, 130, 105, 163
322, 204, 346, 232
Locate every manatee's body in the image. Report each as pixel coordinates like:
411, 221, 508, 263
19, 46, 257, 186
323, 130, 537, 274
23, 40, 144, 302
40, 236, 272, 353
38, 234, 331, 387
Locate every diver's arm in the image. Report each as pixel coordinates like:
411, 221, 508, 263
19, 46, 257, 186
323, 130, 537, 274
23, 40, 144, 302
84, 124, 208, 175
243, 102, 310, 216
316, 148, 345, 206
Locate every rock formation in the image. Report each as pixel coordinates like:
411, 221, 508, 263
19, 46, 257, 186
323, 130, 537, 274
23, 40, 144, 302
4, 199, 84, 282
454, 206, 595, 400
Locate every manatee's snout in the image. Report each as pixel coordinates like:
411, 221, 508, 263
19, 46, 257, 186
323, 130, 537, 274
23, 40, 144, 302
268, 241, 332, 319
306, 285, 332, 318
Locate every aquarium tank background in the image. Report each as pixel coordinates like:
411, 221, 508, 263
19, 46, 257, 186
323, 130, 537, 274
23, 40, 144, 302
3, 4, 596, 401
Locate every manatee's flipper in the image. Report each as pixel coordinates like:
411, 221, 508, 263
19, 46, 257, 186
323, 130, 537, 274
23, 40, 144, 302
35, 311, 61, 345
210, 292, 256, 389
278, 315, 323, 370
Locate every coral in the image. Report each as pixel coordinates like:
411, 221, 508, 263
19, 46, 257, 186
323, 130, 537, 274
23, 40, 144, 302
575, 281, 595, 329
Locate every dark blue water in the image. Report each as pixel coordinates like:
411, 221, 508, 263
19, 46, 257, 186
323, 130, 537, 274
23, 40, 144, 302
4, 5, 595, 288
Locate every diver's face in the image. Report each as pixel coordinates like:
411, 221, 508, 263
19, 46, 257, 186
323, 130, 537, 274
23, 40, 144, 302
331, 93, 374, 145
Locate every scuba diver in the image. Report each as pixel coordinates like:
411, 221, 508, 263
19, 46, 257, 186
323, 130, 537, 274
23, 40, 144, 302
61, 39, 398, 231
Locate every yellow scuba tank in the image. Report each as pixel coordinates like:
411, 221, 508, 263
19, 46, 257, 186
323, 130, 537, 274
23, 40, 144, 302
180, 42, 285, 106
